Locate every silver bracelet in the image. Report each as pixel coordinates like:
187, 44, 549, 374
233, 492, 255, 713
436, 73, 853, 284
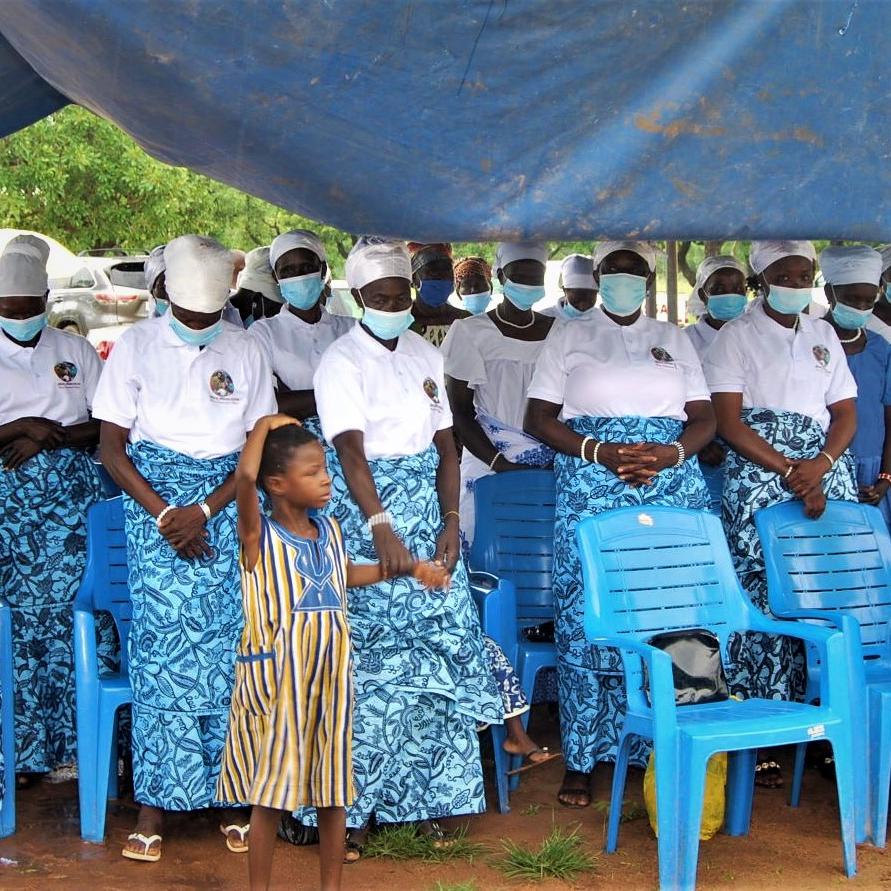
580, 436, 593, 462
592, 440, 602, 464
367, 511, 392, 531
198, 502, 212, 522
488, 451, 503, 471
671, 440, 686, 467
155, 505, 175, 528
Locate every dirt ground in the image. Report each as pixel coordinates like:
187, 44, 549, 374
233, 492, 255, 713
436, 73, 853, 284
0, 709, 888, 891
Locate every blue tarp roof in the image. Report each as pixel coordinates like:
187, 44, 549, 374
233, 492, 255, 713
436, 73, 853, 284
0, 1, 889, 242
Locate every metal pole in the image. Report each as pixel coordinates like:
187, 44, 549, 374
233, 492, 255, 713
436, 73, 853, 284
666, 240, 679, 325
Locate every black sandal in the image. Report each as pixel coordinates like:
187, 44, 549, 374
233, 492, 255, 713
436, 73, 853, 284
277, 814, 319, 846
755, 760, 784, 788
344, 829, 365, 863
416, 820, 454, 849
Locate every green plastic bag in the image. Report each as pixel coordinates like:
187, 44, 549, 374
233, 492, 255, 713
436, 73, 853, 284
643, 751, 727, 841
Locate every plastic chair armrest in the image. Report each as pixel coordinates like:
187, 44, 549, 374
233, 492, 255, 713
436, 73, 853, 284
73, 606, 99, 682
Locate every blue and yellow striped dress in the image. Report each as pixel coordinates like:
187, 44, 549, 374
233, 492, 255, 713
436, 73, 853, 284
217, 515, 354, 810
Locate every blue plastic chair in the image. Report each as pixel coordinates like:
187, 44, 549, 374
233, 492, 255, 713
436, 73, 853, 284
577, 505, 857, 891
0, 598, 15, 838
469, 469, 557, 813
73, 497, 132, 843
757, 499, 891, 847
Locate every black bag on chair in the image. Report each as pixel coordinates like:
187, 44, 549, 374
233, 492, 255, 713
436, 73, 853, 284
646, 628, 729, 706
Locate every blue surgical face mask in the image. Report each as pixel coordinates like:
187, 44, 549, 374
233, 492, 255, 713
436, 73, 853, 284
598, 273, 647, 317
503, 278, 545, 310
462, 291, 491, 315
766, 283, 812, 316
831, 300, 873, 331
278, 271, 324, 310
169, 313, 224, 347
418, 279, 453, 308
562, 300, 594, 321
154, 298, 170, 316
884, 283, 891, 304
361, 306, 413, 340
706, 293, 747, 322
0, 312, 47, 342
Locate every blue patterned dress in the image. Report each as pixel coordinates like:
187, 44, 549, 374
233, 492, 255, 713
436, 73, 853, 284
554, 416, 709, 772
123, 440, 241, 810
721, 408, 857, 701
0, 447, 113, 772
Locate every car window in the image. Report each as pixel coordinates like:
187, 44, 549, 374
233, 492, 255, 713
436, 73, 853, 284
69, 266, 96, 289
107, 262, 146, 290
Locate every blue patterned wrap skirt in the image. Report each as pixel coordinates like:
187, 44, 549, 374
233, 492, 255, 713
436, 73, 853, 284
554, 416, 709, 773
123, 441, 241, 810
721, 408, 857, 701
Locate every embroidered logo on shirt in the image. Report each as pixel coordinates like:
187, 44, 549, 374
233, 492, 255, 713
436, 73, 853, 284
650, 346, 674, 364
423, 377, 441, 405
54, 361, 79, 387
209, 370, 237, 401
812, 345, 830, 368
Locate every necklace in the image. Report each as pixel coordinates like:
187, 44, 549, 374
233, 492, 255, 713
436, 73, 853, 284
837, 328, 863, 344
495, 303, 535, 330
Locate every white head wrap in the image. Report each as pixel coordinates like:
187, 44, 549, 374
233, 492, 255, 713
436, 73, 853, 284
591, 240, 657, 273
144, 244, 166, 292
559, 253, 595, 290
269, 229, 327, 276
345, 236, 411, 291
748, 240, 816, 275
0, 234, 50, 299
819, 245, 883, 287
237, 246, 283, 303
876, 244, 891, 274
493, 242, 549, 276
164, 235, 234, 313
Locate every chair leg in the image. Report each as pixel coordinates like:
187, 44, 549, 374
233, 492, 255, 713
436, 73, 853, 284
107, 720, 119, 801
725, 748, 757, 837
90, 704, 118, 842
829, 731, 858, 878
789, 742, 806, 808
653, 739, 682, 891
869, 690, 891, 848
606, 733, 633, 854
77, 708, 101, 842
676, 745, 709, 891
490, 723, 511, 814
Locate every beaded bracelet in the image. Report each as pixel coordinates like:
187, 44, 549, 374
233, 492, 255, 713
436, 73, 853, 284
670, 440, 686, 467
367, 511, 392, 531
155, 505, 175, 528
488, 451, 503, 471
580, 436, 593, 462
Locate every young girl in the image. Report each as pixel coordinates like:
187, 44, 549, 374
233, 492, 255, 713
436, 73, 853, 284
216, 415, 448, 891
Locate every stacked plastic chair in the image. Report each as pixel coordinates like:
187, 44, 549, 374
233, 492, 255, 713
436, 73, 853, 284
0, 598, 15, 837
73, 497, 132, 842
469, 469, 557, 813
757, 499, 891, 846
577, 505, 857, 891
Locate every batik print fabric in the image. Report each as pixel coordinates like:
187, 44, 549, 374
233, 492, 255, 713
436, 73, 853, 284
303, 444, 502, 829
123, 440, 241, 810
553, 415, 709, 773
0, 447, 110, 772
721, 408, 857, 702
483, 635, 529, 719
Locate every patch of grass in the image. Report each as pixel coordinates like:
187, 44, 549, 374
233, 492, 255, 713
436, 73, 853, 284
365, 823, 487, 864
429, 883, 479, 891
494, 825, 598, 881
592, 798, 647, 823
521, 803, 543, 816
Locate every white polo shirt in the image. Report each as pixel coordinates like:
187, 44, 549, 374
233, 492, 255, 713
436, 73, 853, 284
527, 308, 709, 422
92, 316, 277, 459
248, 309, 353, 391
314, 324, 452, 460
684, 317, 720, 360
0, 326, 103, 426
868, 313, 891, 344
703, 299, 857, 432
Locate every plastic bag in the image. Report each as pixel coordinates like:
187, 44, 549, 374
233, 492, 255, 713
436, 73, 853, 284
643, 751, 727, 841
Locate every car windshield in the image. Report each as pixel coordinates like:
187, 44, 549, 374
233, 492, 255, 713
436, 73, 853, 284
107, 262, 146, 290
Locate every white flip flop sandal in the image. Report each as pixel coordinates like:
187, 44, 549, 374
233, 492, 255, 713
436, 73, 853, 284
122, 832, 162, 862
220, 822, 250, 853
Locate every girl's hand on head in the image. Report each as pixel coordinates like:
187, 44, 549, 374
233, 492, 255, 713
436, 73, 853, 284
266, 414, 302, 431
413, 561, 451, 590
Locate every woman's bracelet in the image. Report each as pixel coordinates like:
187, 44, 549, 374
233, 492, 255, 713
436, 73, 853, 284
442, 510, 460, 524
783, 465, 794, 479
670, 440, 685, 467
580, 436, 593, 462
367, 511, 393, 531
878, 472, 891, 485
592, 440, 602, 464
198, 501, 212, 522
155, 505, 175, 528
488, 451, 503, 471
819, 449, 836, 470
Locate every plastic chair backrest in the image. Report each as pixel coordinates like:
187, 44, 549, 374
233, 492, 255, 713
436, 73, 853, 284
577, 506, 750, 653
756, 500, 891, 667
84, 498, 132, 673
470, 469, 556, 623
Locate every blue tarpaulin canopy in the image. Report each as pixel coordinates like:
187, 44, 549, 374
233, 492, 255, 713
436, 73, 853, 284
0, 1, 888, 242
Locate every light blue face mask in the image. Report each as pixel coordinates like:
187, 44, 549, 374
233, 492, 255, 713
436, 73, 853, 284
462, 291, 491, 315
503, 279, 545, 310
154, 298, 170, 316
169, 313, 224, 346
706, 293, 747, 321
831, 300, 873, 331
0, 312, 47, 342
278, 271, 324, 310
884, 283, 891, 304
598, 273, 647, 317
362, 306, 414, 340
562, 300, 594, 321
765, 283, 812, 315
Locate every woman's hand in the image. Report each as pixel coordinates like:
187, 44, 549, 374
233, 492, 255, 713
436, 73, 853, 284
698, 440, 726, 467
158, 505, 211, 559
433, 520, 461, 573
599, 442, 677, 486
1, 437, 41, 470
414, 561, 451, 590
786, 457, 829, 499
803, 487, 827, 520
18, 417, 65, 448
371, 524, 415, 579
859, 478, 890, 506
492, 455, 535, 473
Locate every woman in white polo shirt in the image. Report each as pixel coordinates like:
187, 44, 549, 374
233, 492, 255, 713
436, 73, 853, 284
308, 237, 500, 857
703, 240, 857, 788
0, 235, 113, 785
247, 229, 352, 437
93, 235, 277, 862
525, 240, 715, 809
541, 253, 597, 321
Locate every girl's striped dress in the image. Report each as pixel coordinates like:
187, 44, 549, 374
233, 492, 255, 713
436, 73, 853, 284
217, 515, 354, 810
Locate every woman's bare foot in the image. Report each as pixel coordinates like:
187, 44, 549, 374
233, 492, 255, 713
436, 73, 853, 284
122, 804, 164, 861
557, 769, 592, 808
503, 715, 562, 773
